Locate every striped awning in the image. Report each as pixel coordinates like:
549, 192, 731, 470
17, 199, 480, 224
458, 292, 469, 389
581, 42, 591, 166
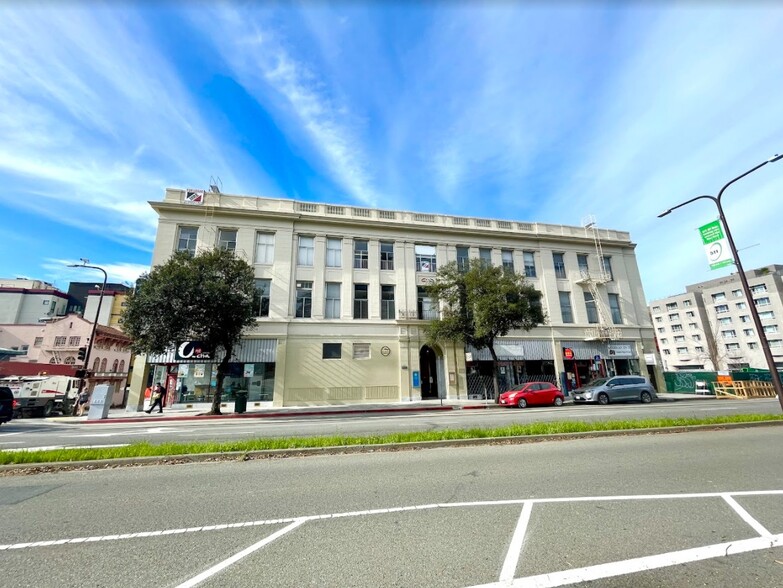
148, 338, 278, 364
466, 339, 554, 361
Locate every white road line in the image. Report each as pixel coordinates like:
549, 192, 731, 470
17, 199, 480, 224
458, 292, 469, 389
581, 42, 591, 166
0, 431, 25, 438
1, 444, 130, 453
467, 533, 783, 588
722, 493, 772, 537
499, 502, 533, 582
174, 518, 306, 588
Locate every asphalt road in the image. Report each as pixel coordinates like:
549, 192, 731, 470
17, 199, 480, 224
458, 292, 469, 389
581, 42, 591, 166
0, 398, 780, 451
1, 427, 781, 587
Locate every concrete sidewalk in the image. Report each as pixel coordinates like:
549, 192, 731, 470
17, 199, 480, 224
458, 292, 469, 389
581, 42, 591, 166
47, 392, 716, 425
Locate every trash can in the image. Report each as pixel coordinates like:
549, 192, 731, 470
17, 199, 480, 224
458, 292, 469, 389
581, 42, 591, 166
234, 391, 248, 414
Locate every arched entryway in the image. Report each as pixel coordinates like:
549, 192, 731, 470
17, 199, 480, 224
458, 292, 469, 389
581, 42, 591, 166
419, 345, 442, 400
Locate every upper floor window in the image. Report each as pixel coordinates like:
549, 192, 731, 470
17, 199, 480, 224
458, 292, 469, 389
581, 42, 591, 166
577, 254, 589, 276
381, 285, 395, 320
721, 330, 737, 339
559, 291, 574, 323
218, 228, 237, 252
608, 293, 622, 324
674, 335, 685, 342
660, 337, 668, 344
584, 292, 599, 324
718, 317, 732, 325
353, 284, 369, 319
676, 347, 688, 355
601, 256, 613, 281
298, 236, 314, 266
553, 253, 566, 279
54, 336, 66, 347
479, 248, 492, 265
693, 334, 701, 341
501, 250, 514, 272
655, 317, 663, 323
754, 297, 771, 307
380, 242, 394, 270
177, 226, 198, 254
740, 315, 751, 323
254, 279, 271, 317
456, 246, 469, 272
736, 301, 747, 310
748, 342, 759, 350
523, 251, 536, 278
743, 328, 754, 337
668, 313, 679, 321
415, 245, 437, 273
417, 286, 438, 320
711, 292, 726, 302
68, 336, 81, 346
759, 311, 775, 320
715, 304, 729, 314
652, 305, 661, 313
255, 232, 275, 265
34, 337, 43, 347
325, 283, 341, 319
326, 238, 342, 268
683, 299, 692, 307
763, 324, 779, 334
671, 324, 683, 332
686, 311, 695, 318
732, 289, 743, 298
119, 360, 125, 372
657, 327, 666, 333
354, 239, 369, 269
725, 343, 741, 352
750, 284, 767, 294
665, 302, 678, 311
295, 281, 313, 318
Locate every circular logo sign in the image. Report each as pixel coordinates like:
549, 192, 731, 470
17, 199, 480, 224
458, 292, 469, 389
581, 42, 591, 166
381, 346, 391, 357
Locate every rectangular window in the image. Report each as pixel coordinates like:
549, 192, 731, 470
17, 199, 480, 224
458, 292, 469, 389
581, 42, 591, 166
381, 285, 395, 320
353, 284, 369, 319
652, 306, 661, 313
417, 286, 437, 320
660, 338, 668, 344
326, 238, 342, 268
601, 256, 614, 280
177, 226, 198, 253
676, 347, 688, 355
501, 250, 514, 272
718, 317, 732, 325
663, 349, 671, 356
721, 330, 737, 338
54, 336, 66, 347
553, 253, 566, 279
255, 232, 275, 265
254, 279, 271, 317
732, 289, 743, 298
325, 283, 341, 319
683, 299, 692, 307
715, 304, 729, 314
456, 246, 469, 272
295, 281, 313, 318
750, 284, 767, 294
218, 228, 237, 252
380, 242, 394, 270
754, 297, 771, 306
577, 254, 589, 276
770, 340, 783, 349
686, 311, 695, 318
711, 292, 726, 302
298, 236, 314, 266
725, 343, 741, 352
584, 292, 599, 324
666, 302, 678, 311
608, 293, 622, 324
668, 313, 679, 321
693, 334, 701, 341
748, 342, 759, 350
759, 311, 775, 320
354, 239, 369, 269
353, 343, 371, 360
695, 346, 704, 352
415, 245, 437, 272
763, 324, 779, 334
736, 301, 747, 310
674, 335, 685, 342
559, 291, 574, 323
740, 315, 751, 323
34, 337, 43, 347
689, 322, 698, 329
322, 343, 341, 359
657, 327, 666, 333
655, 317, 663, 323
523, 251, 537, 278
671, 324, 683, 332
479, 248, 492, 265
743, 328, 754, 337
68, 336, 81, 347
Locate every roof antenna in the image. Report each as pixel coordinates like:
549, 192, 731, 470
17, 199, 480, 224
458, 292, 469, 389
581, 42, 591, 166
209, 176, 223, 193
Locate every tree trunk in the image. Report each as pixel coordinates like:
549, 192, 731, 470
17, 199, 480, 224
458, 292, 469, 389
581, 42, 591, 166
488, 343, 500, 403
209, 343, 232, 415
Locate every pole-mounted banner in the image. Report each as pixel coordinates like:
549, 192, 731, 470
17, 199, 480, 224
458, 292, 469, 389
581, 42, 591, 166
698, 219, 733, 270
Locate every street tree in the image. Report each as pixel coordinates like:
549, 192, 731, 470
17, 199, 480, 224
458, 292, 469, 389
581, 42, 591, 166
425, 259, 546, 399
120, 249, 257, 414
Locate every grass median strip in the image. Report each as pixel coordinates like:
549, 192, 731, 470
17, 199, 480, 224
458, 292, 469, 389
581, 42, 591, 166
3, 413, 782, 465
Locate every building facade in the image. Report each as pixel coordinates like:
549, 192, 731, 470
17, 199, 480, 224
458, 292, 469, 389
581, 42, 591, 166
649, 265, 783, 371
128, 188, 660, 410
0, 278, 69, 324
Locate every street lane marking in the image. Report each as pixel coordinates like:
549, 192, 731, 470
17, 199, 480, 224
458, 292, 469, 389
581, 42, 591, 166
500, 501, 533, 582
175, 518, 306, 588
468, 533, 783, 588
1, 444, 130, 453
722, 493, 772, 537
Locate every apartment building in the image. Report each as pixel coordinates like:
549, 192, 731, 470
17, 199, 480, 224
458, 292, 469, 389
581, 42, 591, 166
0, 278, 69, 324
127, 188, 660, 409
649, 265, 783, 371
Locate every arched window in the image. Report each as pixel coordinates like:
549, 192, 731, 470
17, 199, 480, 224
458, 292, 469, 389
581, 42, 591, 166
112, 359, 119, 372
64, 356, 76, 365
119, 360, 125, 372
49, 357, 57, 364
93, 358, 101, 371
100, 358, 107, 372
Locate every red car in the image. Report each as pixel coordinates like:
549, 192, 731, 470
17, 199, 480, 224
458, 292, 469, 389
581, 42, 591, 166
498, 382, 564, 408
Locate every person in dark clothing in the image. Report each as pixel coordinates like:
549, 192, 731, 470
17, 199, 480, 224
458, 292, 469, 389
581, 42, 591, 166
146, 383, 165, 414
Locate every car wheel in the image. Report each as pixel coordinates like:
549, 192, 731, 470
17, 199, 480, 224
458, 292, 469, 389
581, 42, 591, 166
640, 391, 652, 404
597, 393, 609, 405
42, 401, 54, 417
553, 396, 563, 407
517, 398, 527, 408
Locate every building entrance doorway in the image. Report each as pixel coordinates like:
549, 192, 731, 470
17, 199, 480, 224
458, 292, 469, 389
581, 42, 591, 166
419, 345, 439, 399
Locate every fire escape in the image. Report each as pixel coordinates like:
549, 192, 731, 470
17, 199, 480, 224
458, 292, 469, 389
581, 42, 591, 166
576, 216, 621, 342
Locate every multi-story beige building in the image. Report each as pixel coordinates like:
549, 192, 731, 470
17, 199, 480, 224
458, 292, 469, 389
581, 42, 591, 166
128, 188, 661, 410
649, 265, 783, 371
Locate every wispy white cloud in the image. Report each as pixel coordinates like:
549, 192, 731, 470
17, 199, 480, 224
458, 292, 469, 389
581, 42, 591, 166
42, 258, 149, 290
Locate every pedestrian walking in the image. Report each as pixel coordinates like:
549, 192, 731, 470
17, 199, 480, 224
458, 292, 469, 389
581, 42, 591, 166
146, 383, 165, 414
75, 389, 90, 416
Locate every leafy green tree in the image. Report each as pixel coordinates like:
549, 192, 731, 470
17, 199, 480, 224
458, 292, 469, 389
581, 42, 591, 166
425, 259, 546, 399
121, 249, 257, 415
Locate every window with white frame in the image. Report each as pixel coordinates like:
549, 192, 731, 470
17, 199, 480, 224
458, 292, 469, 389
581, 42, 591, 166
693, 334, 701, 341
54, 336, 66, 347
34, 337, 43, 347
748, 342, 759, 350
255, 232, 275, 264
689, 322, 698, 329
584, 292, 599, 324
718, 317, 732, 325
380, 242, 394, 270
501, 250, 514, 272
770, 339, 783, 349
676, 347, 688, 355
686, 311, 695, 318
740, 315, 751, 323
295, 281, 313, 318
695, 346, 704, 352
298, 236, 314, 266
325, 283, 341, 319
601, 255, 613, 280
577, 254, 589, 275
711, 292, 726, 302
725, 342, 740, 352
559, 291, 574, 324
666, 302, 678, 311
218, 228, 237, 252
763, 324, 779, 334
354, 239, 369, 269
671, 324, 683, 332
177, 226, 198, 253
354, 284, 369, 319
652, 305, 661, 313
415, 245, 437, 272
523, 251, 536, 277
655, 317, 663, 323
754, 297, 771, 306
608, 293, 622, 324
743, 328, 754, 337
381, 285, 395, 320
657, 327, 665, 333
759, 311, 775, 320
254, 279, 271, 317
683, 299, 692, 307
674, 335, 685, 342
736, 301, 747, 310
732, 289, 743, 298
326, 238, 342, 268
715, 304, 729, 314
553, 252, 566, 279
721, 330, 737, 339
479, 248, 492, 265
660, 338, 668, 344
750, 284, 767, 294
668, 313, 679, 321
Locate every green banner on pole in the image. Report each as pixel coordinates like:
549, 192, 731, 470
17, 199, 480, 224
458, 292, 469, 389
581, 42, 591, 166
699, 220, 733, 270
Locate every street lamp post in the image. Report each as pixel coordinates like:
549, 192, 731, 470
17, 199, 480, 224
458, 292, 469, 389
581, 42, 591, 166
658, 154, 783, 411
67, 261, 108, 408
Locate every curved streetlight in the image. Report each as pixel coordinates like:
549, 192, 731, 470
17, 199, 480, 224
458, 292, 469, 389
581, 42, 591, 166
67, 261, 108, 405
658, 154, 783, 410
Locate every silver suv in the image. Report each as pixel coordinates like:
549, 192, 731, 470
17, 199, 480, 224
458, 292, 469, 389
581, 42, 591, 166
572, 376, 657, 405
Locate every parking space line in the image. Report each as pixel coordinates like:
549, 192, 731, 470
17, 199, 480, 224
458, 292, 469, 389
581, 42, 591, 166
722, 493, 772, 537
174, 518, 307, 588
500, 501, 533, 582
468, 532, 783, 588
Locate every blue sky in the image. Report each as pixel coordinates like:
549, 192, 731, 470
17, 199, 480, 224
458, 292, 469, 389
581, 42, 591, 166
1, 2, 782, 302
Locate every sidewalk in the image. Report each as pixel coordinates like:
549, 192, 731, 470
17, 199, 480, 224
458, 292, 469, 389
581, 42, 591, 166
47, 392, 716, 425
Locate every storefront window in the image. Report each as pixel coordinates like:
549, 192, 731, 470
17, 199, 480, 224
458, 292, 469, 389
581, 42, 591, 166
157, 361, 276, 404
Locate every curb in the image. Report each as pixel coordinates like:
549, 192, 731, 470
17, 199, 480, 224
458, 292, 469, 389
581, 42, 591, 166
3, 420, 782, 475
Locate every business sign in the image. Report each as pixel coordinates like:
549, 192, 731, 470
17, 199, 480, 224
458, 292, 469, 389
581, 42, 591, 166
608, 343, 634, 358
563, 347, 574, 360
699, 220, 733, 270
184, 189, 205, 205
175, 341, 213, 361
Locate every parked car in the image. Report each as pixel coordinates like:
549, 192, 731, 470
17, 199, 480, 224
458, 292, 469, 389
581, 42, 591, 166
572, 376, 657, 405
499, 382, 564, 408
0, 386, 14, 425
